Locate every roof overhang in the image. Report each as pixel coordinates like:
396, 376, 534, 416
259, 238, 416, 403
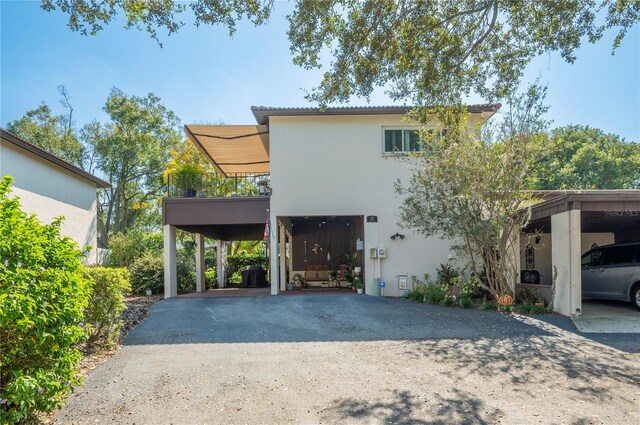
1, 129, 110, 188
251, 104, 501, 125
184, 124, 269, 177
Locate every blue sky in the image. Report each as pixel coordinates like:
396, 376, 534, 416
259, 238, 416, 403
1, 1, 639, 141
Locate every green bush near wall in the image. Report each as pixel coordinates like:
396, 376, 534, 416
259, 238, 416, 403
226, 254, 267, 284
0, 176, 91, 423
129, 252, 163, 294
129, 252, 196, 295
83, 267, 131, 346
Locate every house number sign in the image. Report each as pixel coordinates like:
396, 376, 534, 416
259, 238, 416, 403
366, 215, 378, 223
604, 210, 640, 216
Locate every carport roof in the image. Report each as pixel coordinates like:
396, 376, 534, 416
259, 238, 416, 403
526, 190, 640, 233
529, 190, 640, 220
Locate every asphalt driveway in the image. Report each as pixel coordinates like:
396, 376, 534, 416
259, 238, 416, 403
58, 294, 640, 424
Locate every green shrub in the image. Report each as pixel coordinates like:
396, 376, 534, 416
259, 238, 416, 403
423, 284, 446, 305
129, 252, 164, 294
177, 259, 196, 293
436, 263, 460, 289
106, 232, 144, 268
481, 300, 498, 311
458, 292, 474, 309
513, 304, 550, 315
0, 176, 91, 423
407, 285, 425, 302
129, 252, 195, 295
106, 231, 163, 268
517, 287, 545, 305
83, 267, 131, 346
226, 253, 266, 283
205, 268, 217, 288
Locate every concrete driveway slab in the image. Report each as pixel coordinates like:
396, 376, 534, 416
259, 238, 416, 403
573, 300, 640, 333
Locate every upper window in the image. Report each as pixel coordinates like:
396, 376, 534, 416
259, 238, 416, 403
384, 129, 421, 153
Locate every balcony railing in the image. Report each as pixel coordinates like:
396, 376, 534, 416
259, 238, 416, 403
166, 172, 270, 198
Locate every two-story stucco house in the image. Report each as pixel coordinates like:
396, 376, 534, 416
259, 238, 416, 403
0, 129, 110, 264
162, 105, 500, 298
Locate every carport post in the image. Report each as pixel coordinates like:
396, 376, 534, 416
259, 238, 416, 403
195, 233, 206, 293
164, 224, 178, 298
551, 210, 582, 316
216, 240, 226, 288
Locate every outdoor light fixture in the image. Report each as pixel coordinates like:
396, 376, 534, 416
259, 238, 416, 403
390, 233, 405, 240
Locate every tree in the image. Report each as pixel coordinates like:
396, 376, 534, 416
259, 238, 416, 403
82, 88, 182, 245
396, 85, 550, 297
6, 102, 84, 166
40, 1, 639, 105
531, 125, 640, 189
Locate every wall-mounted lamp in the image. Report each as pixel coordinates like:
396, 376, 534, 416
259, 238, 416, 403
535, 235, 541, 244
390, 233, 405, 240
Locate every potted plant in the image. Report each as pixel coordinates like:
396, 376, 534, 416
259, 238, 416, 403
330, 268, 339, 287
257, 178, 270, 196
173, 163, 204, 197
354, 275, 364, 294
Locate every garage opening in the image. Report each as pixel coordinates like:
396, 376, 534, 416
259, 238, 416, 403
275, 215, 365, 293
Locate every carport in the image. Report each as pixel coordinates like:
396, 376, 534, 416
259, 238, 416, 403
521, 190, 640, 318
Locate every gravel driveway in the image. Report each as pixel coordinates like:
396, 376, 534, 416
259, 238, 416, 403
57, 294, 640, 424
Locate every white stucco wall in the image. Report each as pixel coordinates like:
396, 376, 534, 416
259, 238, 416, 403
268, 114, 484, 296
0, 141, 99, 264
551, 210, 582, 316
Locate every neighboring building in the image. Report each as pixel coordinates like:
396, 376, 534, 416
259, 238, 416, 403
162, 105, 499, 297
0, 129, 110, 264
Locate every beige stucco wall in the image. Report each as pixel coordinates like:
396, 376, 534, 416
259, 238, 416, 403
268, 114, 484, 296
0, 140, 99, 264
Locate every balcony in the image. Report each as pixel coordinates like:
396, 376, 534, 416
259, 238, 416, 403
162, 172, 270, 241
166, 172, 270, 198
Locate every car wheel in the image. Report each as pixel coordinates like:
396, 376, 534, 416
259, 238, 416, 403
632, 283, 640, 311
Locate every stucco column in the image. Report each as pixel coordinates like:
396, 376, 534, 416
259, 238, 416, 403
551, 209, 582, 316
163, 224, 177, 299
279, 222, 287, 292
216, 240, 226, 288
269, 215, 279, 296
195, 233, 206, 293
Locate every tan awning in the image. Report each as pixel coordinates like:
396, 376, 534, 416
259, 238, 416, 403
185, 124, 269, 177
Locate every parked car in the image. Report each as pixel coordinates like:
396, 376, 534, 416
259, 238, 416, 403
581, 241, 640, 310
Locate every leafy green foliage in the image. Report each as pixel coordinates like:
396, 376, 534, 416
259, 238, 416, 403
288, 1, 638, 105
6, 102, 84, 166
396, 86, 550, 297
0, 177, 91, 423
82, 88, 182, 245
40, 1, 638, 106
225, 253, 267, 284
83, 267, 131, 346
531, 125, 640, 189
128, 252, 195, 295
106, 231, 163, 268
424, 284, 447, 305
129, 252, 164, 295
